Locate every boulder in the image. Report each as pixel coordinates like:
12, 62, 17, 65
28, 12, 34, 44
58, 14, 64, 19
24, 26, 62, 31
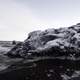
6, 23, 80, 58
1, 23, 80, 80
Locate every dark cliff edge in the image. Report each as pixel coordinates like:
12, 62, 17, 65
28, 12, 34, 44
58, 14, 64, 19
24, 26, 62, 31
1, 23, 80, 80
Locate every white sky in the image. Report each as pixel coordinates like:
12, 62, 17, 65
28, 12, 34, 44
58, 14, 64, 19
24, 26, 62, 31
0, 0, 80, 41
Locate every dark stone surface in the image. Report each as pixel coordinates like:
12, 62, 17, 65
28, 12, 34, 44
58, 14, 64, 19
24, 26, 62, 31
1, 57, 80, 80
0, 59, 62, 80
0, 58, 70, 80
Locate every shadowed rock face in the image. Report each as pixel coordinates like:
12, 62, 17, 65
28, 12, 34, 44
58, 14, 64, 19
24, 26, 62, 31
1, 23, 80, 80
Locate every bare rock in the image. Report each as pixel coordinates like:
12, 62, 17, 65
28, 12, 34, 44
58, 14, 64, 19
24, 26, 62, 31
6, 23, 80, 58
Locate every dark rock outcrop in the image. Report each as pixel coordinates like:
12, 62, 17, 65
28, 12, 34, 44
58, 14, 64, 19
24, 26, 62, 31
1, 23, 80, 80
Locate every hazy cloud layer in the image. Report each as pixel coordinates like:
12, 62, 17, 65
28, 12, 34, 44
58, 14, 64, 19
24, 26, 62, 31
0, 0, 80, 41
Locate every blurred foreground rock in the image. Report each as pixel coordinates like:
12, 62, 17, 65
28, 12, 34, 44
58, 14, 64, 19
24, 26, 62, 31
7, 23, 80, 58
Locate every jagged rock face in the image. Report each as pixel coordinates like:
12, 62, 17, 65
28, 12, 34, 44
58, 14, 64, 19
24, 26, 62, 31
7, 23, 80, 58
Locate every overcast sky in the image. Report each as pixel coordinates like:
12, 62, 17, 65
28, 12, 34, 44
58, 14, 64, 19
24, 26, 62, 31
0, 0, 80, 41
